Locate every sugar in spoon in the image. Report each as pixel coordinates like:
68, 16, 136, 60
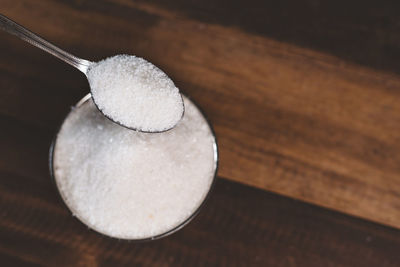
0, 14, 184, 133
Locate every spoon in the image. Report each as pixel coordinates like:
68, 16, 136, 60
0, 14, 184, 133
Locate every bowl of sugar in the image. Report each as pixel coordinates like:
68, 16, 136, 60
49, 94, 218, 241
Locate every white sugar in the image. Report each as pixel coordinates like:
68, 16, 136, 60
87, 55, 184, 132
53, 95, 217, 239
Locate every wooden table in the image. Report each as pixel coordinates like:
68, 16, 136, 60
1, 0, 400, 266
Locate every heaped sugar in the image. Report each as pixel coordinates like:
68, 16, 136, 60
87, 55, 184, 132
53, 96, 217, 239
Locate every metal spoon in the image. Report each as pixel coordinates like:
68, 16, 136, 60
0, 14, 184, 133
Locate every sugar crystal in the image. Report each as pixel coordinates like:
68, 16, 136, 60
53, 96, 216, 239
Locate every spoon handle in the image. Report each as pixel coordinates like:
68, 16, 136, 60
0, 14, 92, 74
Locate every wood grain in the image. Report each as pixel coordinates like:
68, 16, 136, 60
1, 0, 400, 265
1, 0, 400, 228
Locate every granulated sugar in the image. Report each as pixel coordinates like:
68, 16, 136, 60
87, 55, 184, 132
53, 95, 217, 239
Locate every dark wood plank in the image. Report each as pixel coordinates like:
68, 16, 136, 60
2, 179, 399, 267
0, 113, 399, 266
1, 0, 400, 228
133, 0, 400, 74
1, 114, 400, 266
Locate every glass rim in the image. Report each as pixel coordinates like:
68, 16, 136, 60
48, 93, 219, 242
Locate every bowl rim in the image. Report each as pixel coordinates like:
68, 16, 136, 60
48, 93, 219, 242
